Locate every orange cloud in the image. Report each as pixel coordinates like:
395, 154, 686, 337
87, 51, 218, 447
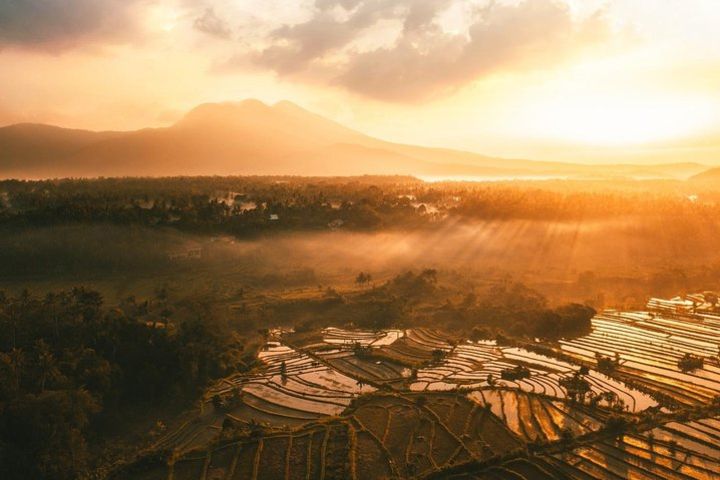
249, 0, 613, 102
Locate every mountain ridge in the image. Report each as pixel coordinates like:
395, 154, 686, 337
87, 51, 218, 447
0, 99, 708, 179
690, 166, 720, 181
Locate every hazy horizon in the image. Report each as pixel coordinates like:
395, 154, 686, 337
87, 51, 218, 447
1, 98, 718, 175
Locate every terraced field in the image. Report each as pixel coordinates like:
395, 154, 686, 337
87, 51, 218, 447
455, 415, 720, 480
115, 394, 524, 480
117, 292, 720, 479
322, 327, 405, 346
308, 327, 453, 386
559, 310, 720, 405
648, 293, 720, 320
206, 341, 375, 426
315, 348, 410, 386
116, 421, 354, 480
467, 389, 608, 442
411, 342, 657, 413
373, 328, 456, 366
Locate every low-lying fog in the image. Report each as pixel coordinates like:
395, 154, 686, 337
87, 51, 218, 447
2, 215, 718, 302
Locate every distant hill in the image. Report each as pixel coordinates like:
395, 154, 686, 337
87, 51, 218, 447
0, 99, 708, 179
690, 166, 720, 182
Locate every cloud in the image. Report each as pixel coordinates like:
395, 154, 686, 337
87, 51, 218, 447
254, 0, 408, 74
0, 0, 146, 51
250, 0, 613, 102
194, 7, 232, 39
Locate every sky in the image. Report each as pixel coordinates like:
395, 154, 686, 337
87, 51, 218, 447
1, 0, 719, 164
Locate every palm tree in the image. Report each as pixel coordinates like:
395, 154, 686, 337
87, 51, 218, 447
8, 348, 25, 391
355, 272, 371, 288
35, 340, 60, 392
0, 301, 19, 350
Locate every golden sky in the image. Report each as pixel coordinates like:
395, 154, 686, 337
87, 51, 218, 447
1, 0, 719, 164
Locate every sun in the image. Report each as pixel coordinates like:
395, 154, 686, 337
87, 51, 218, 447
146, 4, 180, 33
524, 92, 716, 146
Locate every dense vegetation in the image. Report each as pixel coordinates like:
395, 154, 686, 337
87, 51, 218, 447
0, 288, 257, 479
273, 271, 594, 342
1, 176, 718, 236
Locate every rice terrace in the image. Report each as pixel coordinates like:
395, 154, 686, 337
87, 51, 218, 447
113, 293, 720, 480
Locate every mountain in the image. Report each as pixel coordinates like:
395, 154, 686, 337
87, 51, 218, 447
690, 167, 720, 182
0, 99, 708, 179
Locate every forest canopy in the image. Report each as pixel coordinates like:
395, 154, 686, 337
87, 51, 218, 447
0, 288, 257, 479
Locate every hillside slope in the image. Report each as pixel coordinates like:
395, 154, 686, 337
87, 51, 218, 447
691, 166, 720, 182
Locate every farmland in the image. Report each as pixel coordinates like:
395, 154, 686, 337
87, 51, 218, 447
410, 342, 657, 413
459, 414, 720, 479
114, 393, 526, 480
111, 291, 720, 479
557, 297, 720, 406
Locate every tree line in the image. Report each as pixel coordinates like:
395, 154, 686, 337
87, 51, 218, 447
1, 177, 717, 236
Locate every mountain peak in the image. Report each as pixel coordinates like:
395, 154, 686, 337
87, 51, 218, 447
177, 99, 272, 127
272, 100, 306, 113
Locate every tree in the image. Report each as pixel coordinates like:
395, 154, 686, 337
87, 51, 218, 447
677, 353, 703, 373
33, 340, 62, 392
0, 389, 99, 479
500, 365, 531, 381
605, 414, 629, 442
248, 419, 265, 439
706, 292, 719, 310
355, 272, 372, 288
596, 352, 618, 373
560, 372, 591, 403
420, 269, 438, 284
7, 348, 24, 393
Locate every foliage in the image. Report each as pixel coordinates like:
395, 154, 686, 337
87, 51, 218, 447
677, 353, 704, 373
559, 372, 592, 403
596, 352, 620, 373
2, 176, 718, 239
465, 282, 595, 340
0, 288, 249, 479
500, 365, 531, 381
